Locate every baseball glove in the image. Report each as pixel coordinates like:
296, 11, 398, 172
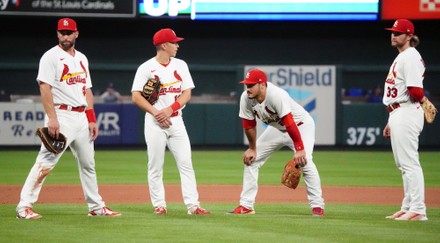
36, 127, 67, 154
421, 98, 437, 124
142, 75, 161, 105
281, 159, 301, 189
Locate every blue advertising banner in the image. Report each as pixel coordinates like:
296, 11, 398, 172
94, 104, 140, 145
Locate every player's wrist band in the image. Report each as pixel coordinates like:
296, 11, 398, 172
294, 143, 304, 152
86, 109, 97, 123
170, 102, 181, 112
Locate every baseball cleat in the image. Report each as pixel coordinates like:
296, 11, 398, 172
227, 205, 255, 215
16, 208, 42, 220
153, 206, 167, 215
188, 206, 211, 215
385, 211, 406, 219
312, 207, 325, 216
88, 206, 121, 217
395, 212, 428, 221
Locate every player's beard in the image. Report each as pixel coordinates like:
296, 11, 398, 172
391, 38, 406, 49
391, 41, 401, 48
59, 40, 75, 51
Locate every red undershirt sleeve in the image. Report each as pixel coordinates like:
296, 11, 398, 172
281, 113, 304, 151
242, 118, 256, 129
407, 86, 424, 102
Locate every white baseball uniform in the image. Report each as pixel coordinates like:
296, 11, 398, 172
383, 47, 426, 215
17, 45, 106, 213
131, 57, 201, 210
238, 82, 325, 210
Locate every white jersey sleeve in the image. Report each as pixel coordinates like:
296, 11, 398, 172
383, 47, 425, 105
36, 46, 91, 107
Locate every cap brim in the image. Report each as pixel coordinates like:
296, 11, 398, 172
385, 27, 405, 33
240, 80, 257, 84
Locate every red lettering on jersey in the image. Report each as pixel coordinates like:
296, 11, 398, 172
160, 86, 181, 95
174, 70, 182, 82
66, 76, 86, 85
59, 63, 86, 85
385, 77, 395, 85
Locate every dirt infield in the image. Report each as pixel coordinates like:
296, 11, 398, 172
1, 184, 440, 206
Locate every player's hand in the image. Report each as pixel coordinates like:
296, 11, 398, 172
89, 122, 98, 141
47, 118, 61, 139
159, 119, 172, 129
243, 149, 257, 166
383, 124, 390, 138
154, 107, 173, 123
294, 150, 307, 167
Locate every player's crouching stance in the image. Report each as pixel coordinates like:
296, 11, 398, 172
228, 69, 325, 216
16, 18, 120, 219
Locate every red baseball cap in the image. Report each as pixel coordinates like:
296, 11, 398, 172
240, 69, 267, 84
153, 28, 184, 46
57, 18, 77, 31
385, 19, 414, 35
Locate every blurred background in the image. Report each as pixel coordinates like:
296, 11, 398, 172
1, 0, 439, 148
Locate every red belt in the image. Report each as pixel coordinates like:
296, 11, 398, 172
59, 104, 86, 112
171, 111, 178, 117
387, 103, 400, 112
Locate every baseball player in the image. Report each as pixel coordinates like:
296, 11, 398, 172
228, 69, 325, 216
131, 28, 210, 215
383, 19, 428, 221
16, 18, 121, 219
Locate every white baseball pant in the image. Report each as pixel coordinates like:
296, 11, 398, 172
388, 103, 426, 215
17, 109, 105, 213
144, 113, 200, 210
239, 115, 325, 210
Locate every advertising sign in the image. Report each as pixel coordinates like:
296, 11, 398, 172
0, 103, 141, 146
0, 0, 136, 17
0, 102, 44, 145
243, 65, 336, 145
139, 0, 379, 21
382, 0, 440, 19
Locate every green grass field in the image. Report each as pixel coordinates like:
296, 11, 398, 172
1, 150, 439, 242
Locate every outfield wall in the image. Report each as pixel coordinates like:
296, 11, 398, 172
1, 102, 439, 147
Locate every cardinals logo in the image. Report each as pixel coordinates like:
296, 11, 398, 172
59, 62, 87, 85
60, 64, 69, 81
174, 70, 182, 82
